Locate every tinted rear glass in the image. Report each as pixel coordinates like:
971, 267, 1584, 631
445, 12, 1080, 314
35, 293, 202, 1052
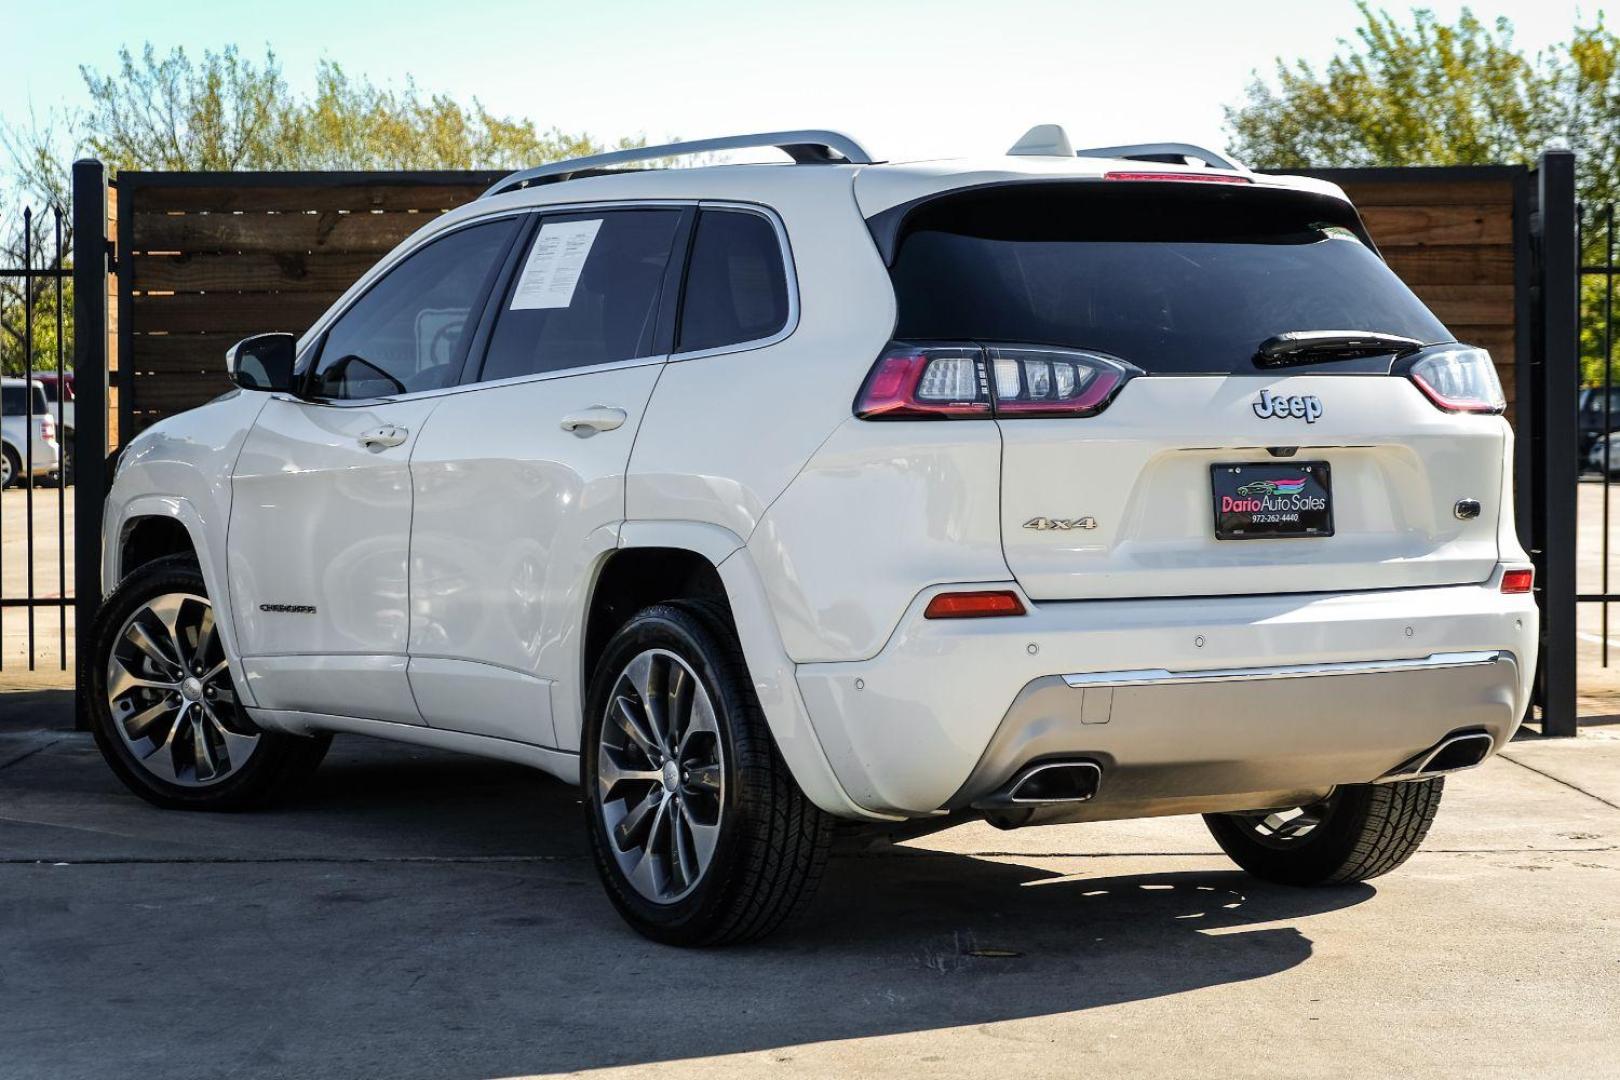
888, 184, 1449, 374
1, 385, 47, 415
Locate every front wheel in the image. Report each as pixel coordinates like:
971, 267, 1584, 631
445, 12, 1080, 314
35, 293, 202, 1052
582, 602, 832, 946
1204, 779, 1445, 886
88, 554, 330, 810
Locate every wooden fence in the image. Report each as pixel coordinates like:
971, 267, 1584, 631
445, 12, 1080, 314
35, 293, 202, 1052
117, 172, 501, 438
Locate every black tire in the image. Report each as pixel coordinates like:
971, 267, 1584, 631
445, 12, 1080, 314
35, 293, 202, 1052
88, 553, 331, 811
582, 600, 833, 946
2, 445, 23, 489
1204, 779, 1445, 886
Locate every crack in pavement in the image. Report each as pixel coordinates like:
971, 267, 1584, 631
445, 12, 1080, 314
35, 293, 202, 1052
1498, 750, 1620, 812
0, 736, 66, 774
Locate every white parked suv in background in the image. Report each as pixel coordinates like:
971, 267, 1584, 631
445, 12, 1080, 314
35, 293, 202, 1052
91, 127, 1539, 945
1, 377, 62, 488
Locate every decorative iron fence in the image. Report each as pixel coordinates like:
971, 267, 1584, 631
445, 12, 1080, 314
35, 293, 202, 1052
1577, 202, 1618, 666
0, 204, 72, 672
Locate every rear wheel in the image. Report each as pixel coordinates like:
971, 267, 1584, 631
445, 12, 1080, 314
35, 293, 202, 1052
1204, 779, 1444, 886
89, 554, 330, 810
582, 602, 832, 945
1, 445, 21, 489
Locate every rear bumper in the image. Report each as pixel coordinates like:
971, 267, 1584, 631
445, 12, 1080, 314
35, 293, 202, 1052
794, 577, 1538, 818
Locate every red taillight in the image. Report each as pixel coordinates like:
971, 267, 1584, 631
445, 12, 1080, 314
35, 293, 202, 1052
854, 346, 991, 419
1501, 568, 1534, 594
1405, 345, 1506, 415
1104, 170, 1251, 185
40, 414, 55, 441
923, 590, 1027, 619
855, 342, 1135, 420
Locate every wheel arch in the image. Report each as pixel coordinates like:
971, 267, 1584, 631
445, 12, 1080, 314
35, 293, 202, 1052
591, 522, 891, 821
105, 495, 258, 710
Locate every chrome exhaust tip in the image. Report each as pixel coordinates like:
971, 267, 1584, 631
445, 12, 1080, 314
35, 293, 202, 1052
1379, 730, 1494, 782
997, 760, 1104, 805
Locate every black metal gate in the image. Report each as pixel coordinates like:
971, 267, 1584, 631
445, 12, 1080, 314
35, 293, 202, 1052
0, 202, 72, 673
1576, 199, 1619, 666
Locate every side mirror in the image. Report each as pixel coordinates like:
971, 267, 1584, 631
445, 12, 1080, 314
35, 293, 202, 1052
226, 333, 298, 393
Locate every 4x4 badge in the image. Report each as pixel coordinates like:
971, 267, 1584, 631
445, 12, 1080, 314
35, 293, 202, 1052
1023, 517, 1098, 531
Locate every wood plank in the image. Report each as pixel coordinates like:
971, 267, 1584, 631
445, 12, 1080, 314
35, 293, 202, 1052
128, 371, 235, 413
130, 180, 495, 214
1337, 179, 1517, 207
1413, 283, 1516, 326
131, 210, 438, 254
1360, 204, 1512, 247
1383, 244, 1514, 286
128, 334, 252, 375
133, 252, 381, 293
131, 292, 333, 335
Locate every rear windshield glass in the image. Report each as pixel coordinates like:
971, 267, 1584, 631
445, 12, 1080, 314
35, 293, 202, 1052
1, 385, 48, 415
887, 184, 1449, 374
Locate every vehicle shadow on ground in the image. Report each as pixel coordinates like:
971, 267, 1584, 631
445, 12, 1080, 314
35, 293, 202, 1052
3, 735, 1375, 1079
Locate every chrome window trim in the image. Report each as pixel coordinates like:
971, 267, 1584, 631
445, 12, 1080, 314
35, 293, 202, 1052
666, 201, 800, 363
1060, 651, 1508, 689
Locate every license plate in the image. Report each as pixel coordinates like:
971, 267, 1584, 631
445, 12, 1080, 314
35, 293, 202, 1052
1211, 462, 1333, 540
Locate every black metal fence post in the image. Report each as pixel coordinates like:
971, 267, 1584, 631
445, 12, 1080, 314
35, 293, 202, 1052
71, 160, 109, 726
1535, 150, 1579, 736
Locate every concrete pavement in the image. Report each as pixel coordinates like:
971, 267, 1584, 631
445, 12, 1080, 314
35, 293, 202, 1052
2, 694, 1618, 1080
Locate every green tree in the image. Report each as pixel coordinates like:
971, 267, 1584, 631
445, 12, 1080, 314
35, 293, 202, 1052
2, 44, 653, 375
1226, 5, 1620, 384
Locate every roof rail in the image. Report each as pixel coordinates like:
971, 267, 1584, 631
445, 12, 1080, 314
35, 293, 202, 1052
1074, 142, 1248, 173
482, 130, 875, 197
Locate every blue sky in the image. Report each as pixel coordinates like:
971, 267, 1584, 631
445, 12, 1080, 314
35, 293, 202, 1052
0, 0, 1598, 164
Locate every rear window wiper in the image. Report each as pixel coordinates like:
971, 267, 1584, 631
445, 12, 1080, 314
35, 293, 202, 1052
1255, 330, 1425, 369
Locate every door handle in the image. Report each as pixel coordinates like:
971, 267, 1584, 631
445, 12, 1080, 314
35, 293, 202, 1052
357, 424, 409, 450
560, 406, 628, 437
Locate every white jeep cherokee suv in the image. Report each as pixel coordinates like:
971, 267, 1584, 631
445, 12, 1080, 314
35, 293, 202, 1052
91, 128, 1539, 945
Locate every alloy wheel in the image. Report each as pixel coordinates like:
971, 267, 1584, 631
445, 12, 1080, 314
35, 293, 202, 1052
1226, 795, 1338, 850
597, 648, 725, 904
106, 591, 259, 786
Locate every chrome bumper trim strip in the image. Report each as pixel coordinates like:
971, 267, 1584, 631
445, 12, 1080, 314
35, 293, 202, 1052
1060, 651, 1506, 689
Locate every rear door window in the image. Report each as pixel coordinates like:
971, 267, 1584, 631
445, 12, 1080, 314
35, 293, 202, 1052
887, 184, 1448, 374
478, 209, 684, 382
676, 209, 790, 353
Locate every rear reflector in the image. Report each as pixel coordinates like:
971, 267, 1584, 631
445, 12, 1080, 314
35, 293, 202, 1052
1501, 569, 1533, 594
1103, 170, 1251, 185
924, 590, 1027, 619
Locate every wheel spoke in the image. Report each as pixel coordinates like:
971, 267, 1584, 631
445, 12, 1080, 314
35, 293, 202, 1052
143, 595, 190, 663
108, 656, 176, 701
137, 711, 184, 783
672, 801, 698, 888
205, 708, 258, 769
125, 620, 182, 676
611, 696, 660, 762
613, 786, 663, 852
199, 658, 230, 685
189, 711, 220, 782
684, 808, 720, 869
597, 745, 662, 798
123, 696, 179, 743
191, 607, 217, 670
666, 662, 694, 750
